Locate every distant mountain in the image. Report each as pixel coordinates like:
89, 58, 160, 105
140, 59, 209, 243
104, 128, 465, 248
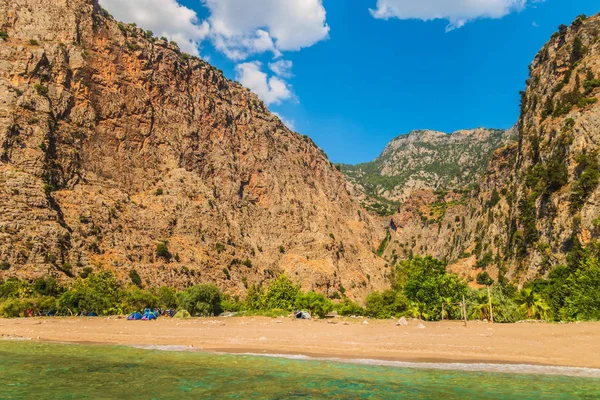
340, 128, 517, 215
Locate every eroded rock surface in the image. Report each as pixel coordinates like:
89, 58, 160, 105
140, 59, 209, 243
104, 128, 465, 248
0, 0, 385, 298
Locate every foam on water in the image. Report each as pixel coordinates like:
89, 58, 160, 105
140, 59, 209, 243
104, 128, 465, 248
126, 344, 600, 378
238, 352, 600, 378
130, 344, 196, 352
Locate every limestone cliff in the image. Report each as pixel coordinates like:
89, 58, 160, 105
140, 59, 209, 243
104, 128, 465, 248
381, 14, 600, 286
0, 0, 386, 298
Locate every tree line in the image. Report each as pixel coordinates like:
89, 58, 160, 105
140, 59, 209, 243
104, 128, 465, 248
1, 254, 598, 321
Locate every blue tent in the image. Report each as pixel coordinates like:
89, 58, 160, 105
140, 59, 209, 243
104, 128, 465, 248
128, 312, 143, 320
141, 309, 158, 320
141, 312, 157, 321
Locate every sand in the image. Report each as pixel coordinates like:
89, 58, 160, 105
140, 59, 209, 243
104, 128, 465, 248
1, 317, 599, 369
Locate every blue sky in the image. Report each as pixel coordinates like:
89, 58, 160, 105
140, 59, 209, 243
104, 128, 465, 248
101, 0, 600, 164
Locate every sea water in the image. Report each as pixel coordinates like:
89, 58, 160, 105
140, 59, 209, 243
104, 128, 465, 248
1, 341, 599, 399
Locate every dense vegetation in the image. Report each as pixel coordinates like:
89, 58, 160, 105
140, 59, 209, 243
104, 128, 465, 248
2, 254, 596, 321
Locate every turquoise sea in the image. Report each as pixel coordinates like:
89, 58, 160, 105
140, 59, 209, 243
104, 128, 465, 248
1, 341, 599, 399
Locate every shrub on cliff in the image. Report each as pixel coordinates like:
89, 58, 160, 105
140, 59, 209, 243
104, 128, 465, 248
476, 271, 494, 286
570, 152, 600, 212
129, 269, 143, 288
156, 242, 172, 261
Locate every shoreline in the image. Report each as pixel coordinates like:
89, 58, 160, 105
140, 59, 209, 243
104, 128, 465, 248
5, 337, 600, 378
2, 317, 600, 376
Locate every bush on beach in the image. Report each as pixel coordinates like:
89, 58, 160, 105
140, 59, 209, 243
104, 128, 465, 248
0, 254, 598, 322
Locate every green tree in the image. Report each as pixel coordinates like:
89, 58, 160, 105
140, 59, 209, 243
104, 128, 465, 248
397, 256, 468, 320
469, 291, 494, 320
365, 290, 409, 319
515, 288, 549, 320
57, 270, 123, 315
545, 149, 569, 193
125, 288, 159, 311
244, 284, 265, 311
336, 299, 365, 316
572, 36, 586, 62
33, 277, 62, 297
0, 278, 25, 299
262, 274, 299, 311
157, 286, 178, 309
221, 294, 244, 312
295, 292, 333, 318
179, 284, 222, 316
564, 257, 600, 320
542, 265, 572, 320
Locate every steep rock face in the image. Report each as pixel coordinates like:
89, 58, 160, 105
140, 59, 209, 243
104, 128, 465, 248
341, 128, 515, 215
0, 0, 385, 298
382, 14, 600, 285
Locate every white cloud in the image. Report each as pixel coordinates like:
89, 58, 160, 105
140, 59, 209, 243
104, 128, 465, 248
236, 62, 293, 105
269, 60, 294, 78
370, 0, 529, 31
100, 0, 209, 55
101, 1, 327, 105
273, 112, 296, 131
203, 0, 330, 60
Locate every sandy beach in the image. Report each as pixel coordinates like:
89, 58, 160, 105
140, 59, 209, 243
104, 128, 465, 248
1, 317, 600, 369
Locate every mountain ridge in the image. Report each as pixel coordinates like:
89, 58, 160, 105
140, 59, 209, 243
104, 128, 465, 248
340, 127, 516, 215
379, 12, 600, 286
0, 0, 386, 299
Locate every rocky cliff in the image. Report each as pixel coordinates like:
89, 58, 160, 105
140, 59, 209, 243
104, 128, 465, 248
0, 0, 386, 298
341, 128, 515, 215
381, 14, 600, 286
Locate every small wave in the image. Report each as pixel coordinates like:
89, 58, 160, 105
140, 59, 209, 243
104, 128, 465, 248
237, 352, 310, 360
337, 358, 600, 378
1, 336, 31, 341
129, 344, 196, 352
228, 352, 600, 378
123, 345, 600, 378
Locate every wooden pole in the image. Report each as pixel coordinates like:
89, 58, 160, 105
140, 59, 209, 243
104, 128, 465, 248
442, 303, 445, 321
487, 285, 494, 324
462, 295, 467, 327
